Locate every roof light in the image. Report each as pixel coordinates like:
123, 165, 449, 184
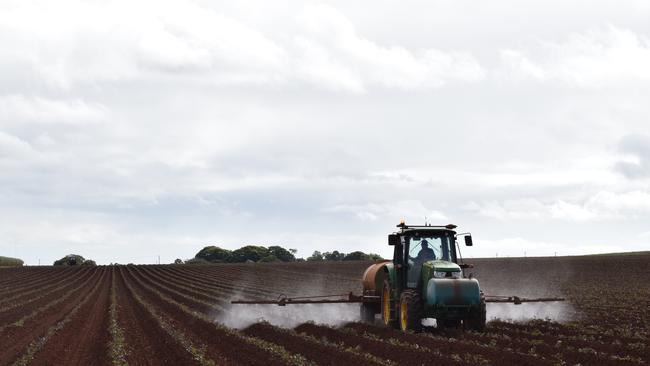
445, 224, 457, 229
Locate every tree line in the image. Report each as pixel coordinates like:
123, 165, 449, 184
38, 246, 383, 266
305, 250, 382, 261
183, 245, 382, 264
186, 245, 297, 264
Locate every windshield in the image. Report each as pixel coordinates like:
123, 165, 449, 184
405, 233, 457, 288
408, 234, 455, 263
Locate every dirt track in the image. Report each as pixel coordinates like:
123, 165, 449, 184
0, 253, 648, 365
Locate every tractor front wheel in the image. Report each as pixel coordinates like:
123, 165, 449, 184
381, 281, 398, 328
399, 290, 423, 332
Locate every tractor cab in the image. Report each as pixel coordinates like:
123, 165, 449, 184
405, 230, 459, 288
389, 222, 471, 295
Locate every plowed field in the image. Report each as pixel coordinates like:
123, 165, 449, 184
1, 253, 649, 365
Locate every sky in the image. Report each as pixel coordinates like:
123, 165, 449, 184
1, 0, 649, 265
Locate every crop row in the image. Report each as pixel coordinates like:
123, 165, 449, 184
1, 268, 107, 365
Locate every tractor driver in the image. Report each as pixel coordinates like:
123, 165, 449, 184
415, 239, 436, 263
407, 239, 437, 286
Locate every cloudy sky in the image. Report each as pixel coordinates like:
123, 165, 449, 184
1, 0, 649, 264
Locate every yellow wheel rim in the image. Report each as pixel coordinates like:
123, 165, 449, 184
382, 286, 390, 325
400, 297, 408, 330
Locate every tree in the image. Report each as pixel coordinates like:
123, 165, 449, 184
0, 256, 24, 267
81, 260, 97, 266
267, 246, 295, 262
343, 251, 368, 261
228, 245, 269, 263
173, 258, 183, 264
307, 251, 324, 261
54, 254, 91, 266
259, 255, 279, 262
196, 246, 232, 263
324, 250, 345, 261
366, 253, 383, 261
184, 258, 210, 265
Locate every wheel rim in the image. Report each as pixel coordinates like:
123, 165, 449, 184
382, 286, 390, 325
400, 297, 408, 331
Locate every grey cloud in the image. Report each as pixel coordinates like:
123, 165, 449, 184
615, 134, 650, 179
0, 95, 107, 125
0, 2, 485, 93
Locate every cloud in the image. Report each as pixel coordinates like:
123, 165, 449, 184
0, 95, 106, 125
0, 1, 484, 92
323, 200, 447, 222
0, 0, 288, 88
499, 49, 546, 82
499, 26, 650, 86
293, 4, 485, 91
615, 134, 650, 178
548, 200, 601, 221
475, 237, 623, 258
0, 131, 36, 160
466, 190, 650, 221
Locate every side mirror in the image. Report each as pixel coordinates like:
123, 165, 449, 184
388, 234, 401, 246
464, 235, 473, 246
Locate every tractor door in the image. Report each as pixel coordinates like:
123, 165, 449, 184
390, 234, 408, 297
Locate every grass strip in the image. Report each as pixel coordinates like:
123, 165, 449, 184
108, 269, 129, 366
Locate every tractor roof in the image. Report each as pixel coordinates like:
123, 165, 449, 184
396, 222, 457, 235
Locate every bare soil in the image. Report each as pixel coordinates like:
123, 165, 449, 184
0, 252, 648, 365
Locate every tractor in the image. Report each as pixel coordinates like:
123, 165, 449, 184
232, 222, 564, 332
360, 222, 484, 331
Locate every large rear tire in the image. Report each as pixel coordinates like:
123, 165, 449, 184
381, 281, 398, 328
466, 300, 486, 331
360, 303, 375, 323
399, 290, 423, 332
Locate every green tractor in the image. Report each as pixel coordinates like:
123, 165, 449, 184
360, 222, 484, 331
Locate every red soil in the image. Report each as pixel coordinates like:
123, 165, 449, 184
29, 267, 112, 366
0, 253, 648, 365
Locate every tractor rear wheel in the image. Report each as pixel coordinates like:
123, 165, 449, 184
360, 303, 375, 323
381, 281, 398, 328
399, 290, 423, 332
466, 300, 486, 331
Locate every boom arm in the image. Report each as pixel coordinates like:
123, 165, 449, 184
484, 295, 565, 304
231, 293, 564, 306
231, 292, 379, 306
